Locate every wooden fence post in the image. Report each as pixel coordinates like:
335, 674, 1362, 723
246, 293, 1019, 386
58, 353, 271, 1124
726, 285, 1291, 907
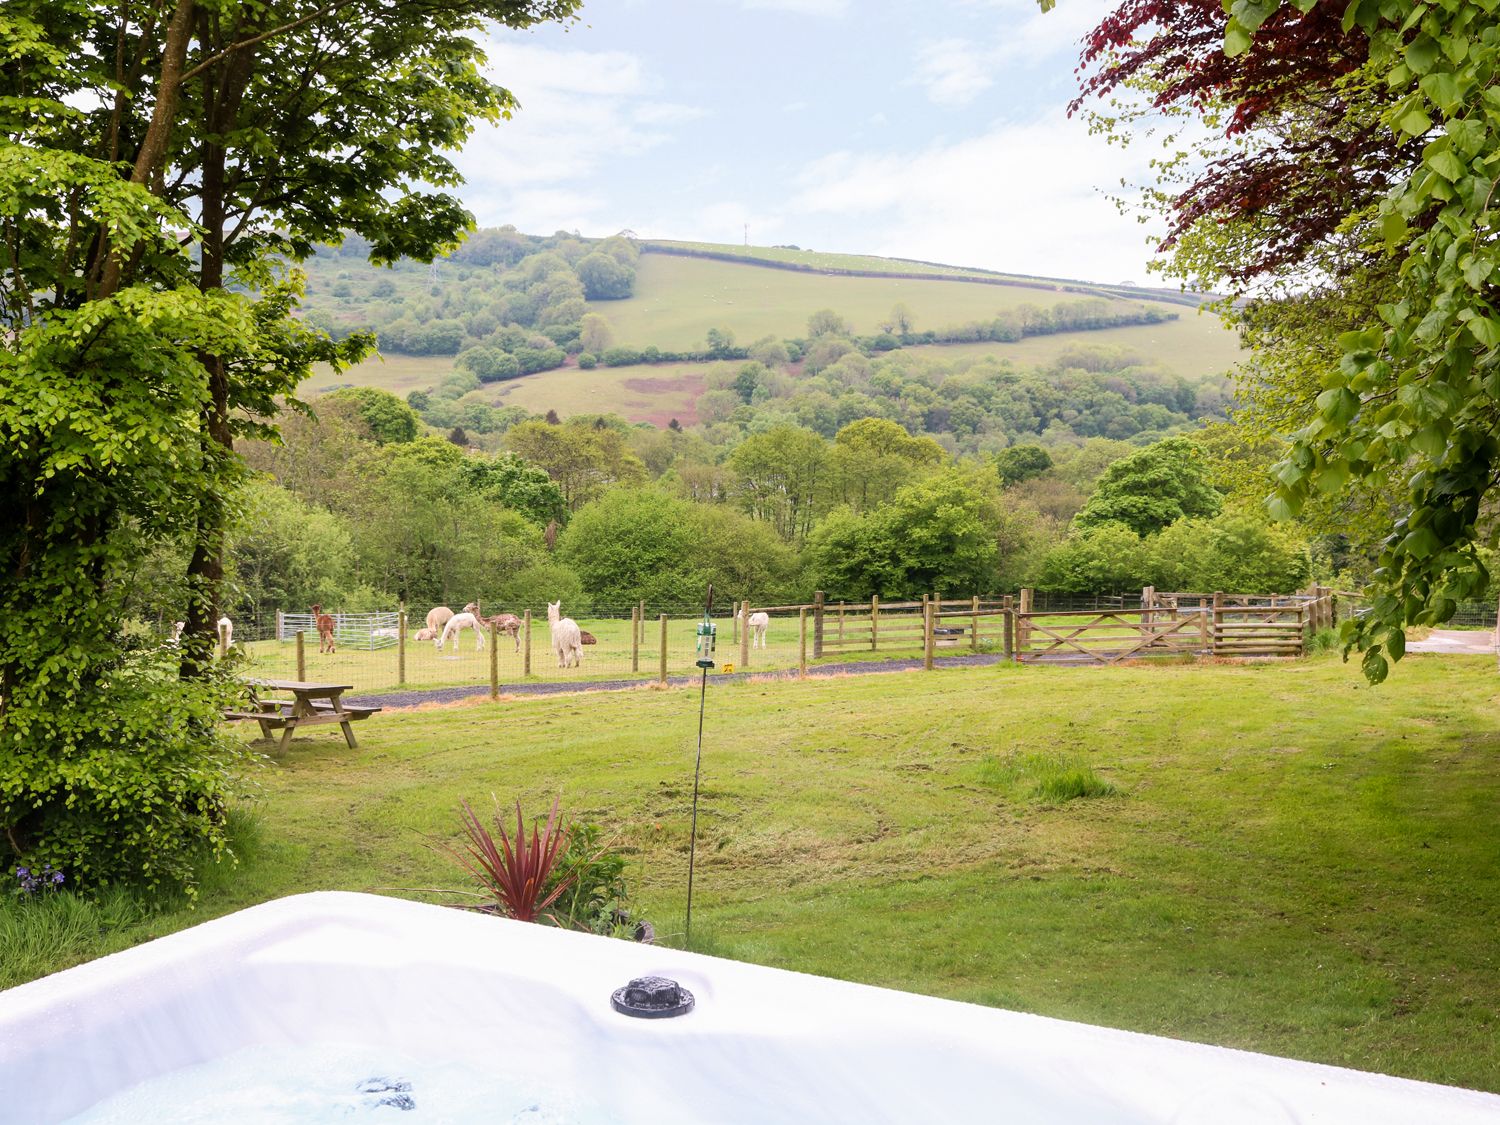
295, 630, 306, 681
219, 619, 229, 659
1018, 588, 1033, 649
799, 607, 808, 676
397, 606, 407, 686
923, 598, 935, 671
837, 601, 845, 645
1142, 586, 1155, 631
1211, 591, 1224, 656
659, 614, 668, 684
631, 606, 640, 673
971, 595, 980, 651
1002, 595, 1014, 661
523, 610, 531, 676
740, 599, 751, 669
489, 623, 499, 700
276, 609, 284, 642
870, 595, 879, 651
813, 591, 825, 659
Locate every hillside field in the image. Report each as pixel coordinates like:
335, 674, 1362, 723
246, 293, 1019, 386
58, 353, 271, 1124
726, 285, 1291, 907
7, 656, 1500, 1092
586, 253, 1237, 357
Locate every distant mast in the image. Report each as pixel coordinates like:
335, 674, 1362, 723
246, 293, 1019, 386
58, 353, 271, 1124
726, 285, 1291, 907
743, 223, 748, 246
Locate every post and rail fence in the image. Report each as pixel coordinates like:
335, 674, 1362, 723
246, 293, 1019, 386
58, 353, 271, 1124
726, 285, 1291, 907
207, 587, 1344, 697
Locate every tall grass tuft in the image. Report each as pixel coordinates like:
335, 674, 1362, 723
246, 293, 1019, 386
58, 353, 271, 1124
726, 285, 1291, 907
0, 888, 148, 989
977, 752, 1118, 803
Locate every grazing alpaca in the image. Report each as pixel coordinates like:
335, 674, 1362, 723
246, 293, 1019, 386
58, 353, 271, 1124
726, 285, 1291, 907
426, 605, 454, 635
438, 611, 486, 652
578, 629, 597, 645
217, 615, 234, 649
547, 601, 582, 668
311, 604, 336, 654
736, 608, 770, 648
483, 613, 523, 653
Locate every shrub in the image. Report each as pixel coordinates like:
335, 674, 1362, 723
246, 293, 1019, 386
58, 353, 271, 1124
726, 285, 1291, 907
545, 823, 634, 935
577, 352, 598, 370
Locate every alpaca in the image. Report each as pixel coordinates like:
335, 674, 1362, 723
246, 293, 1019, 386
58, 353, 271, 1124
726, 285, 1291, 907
217, 615, 234, 649
438, 611, 486, 652
414, 626, 438, 642
736, 608, 770, 649
483, 613, 522, 653
426, 605, 454, 635
578, 629, 598, 645
547, 601, 582, 668
311, 604, 336, 654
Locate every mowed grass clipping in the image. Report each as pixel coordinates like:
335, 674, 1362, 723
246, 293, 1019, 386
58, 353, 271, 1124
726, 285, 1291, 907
7, 653, 1499, 1092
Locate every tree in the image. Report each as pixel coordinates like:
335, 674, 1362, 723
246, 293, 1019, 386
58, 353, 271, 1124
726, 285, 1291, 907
1, 0, 581, 892
1073, 0, 1498, 680
890, 303, 915, 336
1073, 437, 1221, 537
461, 452, 568, 527
807, 309, 849, 338
727, 424, 829, 542
579, 312, 613, 354
706, 326, 737, 358
995, 445, 1053, 487
505, 419, 648, 509
1034, 524, 1149, 595
805, 470, 1000, 599
558, 491, 797, 606
322, 387, 420, 445
575, 252, 634, 299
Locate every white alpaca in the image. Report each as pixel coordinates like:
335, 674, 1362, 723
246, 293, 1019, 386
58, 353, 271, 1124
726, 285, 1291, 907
547, 601, 582, 668
414, 626, 438, 642
736, 608, 770, 648
426, 605, 454, 635
438, 612, 486, 652
217, 615, 233, 649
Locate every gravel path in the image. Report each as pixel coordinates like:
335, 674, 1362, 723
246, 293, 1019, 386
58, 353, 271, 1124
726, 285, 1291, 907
1405, 629, 1497, 655
346, 653, 1008, 710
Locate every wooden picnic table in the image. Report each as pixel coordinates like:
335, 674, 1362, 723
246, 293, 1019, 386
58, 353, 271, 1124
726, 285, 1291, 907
224, 678, 380, 752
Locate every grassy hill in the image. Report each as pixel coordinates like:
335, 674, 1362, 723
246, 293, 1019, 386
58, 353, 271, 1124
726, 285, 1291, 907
309, 244, 1244, 425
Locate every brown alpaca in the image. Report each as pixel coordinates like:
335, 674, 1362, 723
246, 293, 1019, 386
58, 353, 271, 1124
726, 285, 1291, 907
311, 604, 337, 654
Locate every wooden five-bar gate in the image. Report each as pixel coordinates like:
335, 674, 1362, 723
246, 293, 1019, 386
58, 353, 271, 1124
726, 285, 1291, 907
732, 586, 1338, 668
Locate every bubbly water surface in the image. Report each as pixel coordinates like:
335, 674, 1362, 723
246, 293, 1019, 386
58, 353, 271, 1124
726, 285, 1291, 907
66, 1041, 606, 1124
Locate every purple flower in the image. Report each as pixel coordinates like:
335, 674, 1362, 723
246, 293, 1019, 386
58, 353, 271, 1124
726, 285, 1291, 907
51, 872, 64, 885
15, 866, 29, 879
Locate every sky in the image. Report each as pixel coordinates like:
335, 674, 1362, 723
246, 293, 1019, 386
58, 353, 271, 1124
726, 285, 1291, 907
453, 0, 1164, 286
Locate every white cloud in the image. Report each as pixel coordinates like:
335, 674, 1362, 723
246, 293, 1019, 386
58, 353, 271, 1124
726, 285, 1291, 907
455, 39, 708, 229
786, 110, 1164, 282
911, 38, 994, 108
909, 0, 1116, 106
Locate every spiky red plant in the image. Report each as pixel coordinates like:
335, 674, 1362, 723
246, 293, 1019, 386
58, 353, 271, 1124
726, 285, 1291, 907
445, 796, 575, 923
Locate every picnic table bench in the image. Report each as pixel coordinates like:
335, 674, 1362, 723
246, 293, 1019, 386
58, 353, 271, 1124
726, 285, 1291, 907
224, 679, 380, 752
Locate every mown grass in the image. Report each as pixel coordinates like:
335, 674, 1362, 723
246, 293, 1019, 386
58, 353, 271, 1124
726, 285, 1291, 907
6, 654, 1499, 1093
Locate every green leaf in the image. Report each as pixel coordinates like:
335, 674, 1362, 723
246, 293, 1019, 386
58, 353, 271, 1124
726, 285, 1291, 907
1406, 34, 1440, 74
1361, 647, 1389, 685
1420, 71, 1464, 113
1386, 627, 1406, 661
1466, 315, 1500, 345
1316, 462, 1350, 493
1427, 148, 1466, 182
1224, 19, 1252, 57
1397, 103, 1433, 136
1411, 426, 1449, 459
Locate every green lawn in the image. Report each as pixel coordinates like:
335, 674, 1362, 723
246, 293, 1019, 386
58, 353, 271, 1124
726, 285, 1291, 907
465, 360, 712, 426
6, 654, 1500, 1092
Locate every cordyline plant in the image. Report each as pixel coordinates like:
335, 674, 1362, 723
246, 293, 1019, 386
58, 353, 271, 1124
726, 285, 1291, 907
442, 797, 576, 923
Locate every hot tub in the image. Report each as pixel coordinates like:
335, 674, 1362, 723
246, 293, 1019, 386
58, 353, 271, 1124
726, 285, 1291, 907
2, 892, 1496, 1123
